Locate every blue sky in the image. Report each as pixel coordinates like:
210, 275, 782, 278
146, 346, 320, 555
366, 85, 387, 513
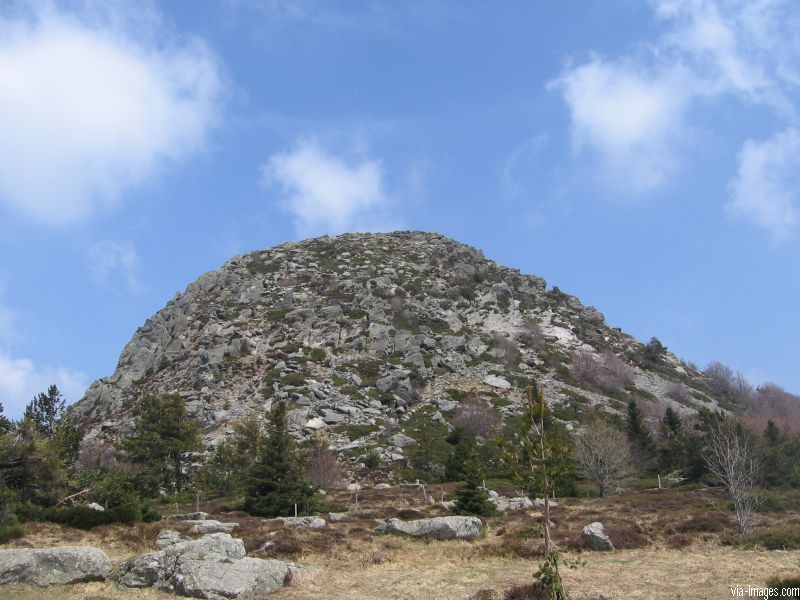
1, 0, 799, 418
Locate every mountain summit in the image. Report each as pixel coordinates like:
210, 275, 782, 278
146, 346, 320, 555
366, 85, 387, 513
70, 231, 729, 457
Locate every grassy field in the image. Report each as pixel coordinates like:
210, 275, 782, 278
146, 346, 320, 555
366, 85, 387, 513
2, 486, 799, 599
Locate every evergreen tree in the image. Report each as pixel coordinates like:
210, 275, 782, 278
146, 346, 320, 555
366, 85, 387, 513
0, 403, 10, 435
405, 418, 450, 480
198, 416, 261, 497
118, 394, 201, 495
24, 385, 65, 437
502, 382, 576, 498
445, 429, 478, 482
626, 399, 654, 467
643, 337, 667, 363
661, 407, 682, 439
244, 402, 316, 517
763, 420, 783, 446
453, 448, 496, 516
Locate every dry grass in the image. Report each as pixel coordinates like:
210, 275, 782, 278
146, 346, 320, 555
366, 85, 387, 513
2, 488, 799, 600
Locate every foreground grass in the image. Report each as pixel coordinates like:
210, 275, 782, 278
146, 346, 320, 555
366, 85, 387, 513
1, 541, 797, 600
2, 487, 799, 599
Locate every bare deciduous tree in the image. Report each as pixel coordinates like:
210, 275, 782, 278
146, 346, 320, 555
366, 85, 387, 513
572, 350, 632, 396
704, 421, 761, 534
452, 395, 501, 439
573, 420, 632, 496
306, 431, 341, 489
572, 350, 602, 385
598, 352, 632, 395
665, 382, 693, 404
516, 318, 544, 351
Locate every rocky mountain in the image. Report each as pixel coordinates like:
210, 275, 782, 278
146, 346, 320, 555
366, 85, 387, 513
70, 231, 733, 461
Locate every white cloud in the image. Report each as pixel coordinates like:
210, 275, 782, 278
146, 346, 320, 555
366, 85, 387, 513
262, 139, 400, 236
0, 3, 222, 225
726, 128, 800, 240
552, 0, 800, 215
550, 59, 692, 190
88, 240, 141, 291
0, 348, 87, 420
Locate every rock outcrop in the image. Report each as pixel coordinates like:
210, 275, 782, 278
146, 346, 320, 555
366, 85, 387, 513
0, 546, 112, 586
68, 232, 730, 462
376, 516, 484, 540
117, 531, 309, 598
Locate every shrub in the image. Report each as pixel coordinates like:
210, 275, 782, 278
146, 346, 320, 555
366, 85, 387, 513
452, 395, 502, 439
767, 577, 800, 595
15, 502, 157, 530
0, 521, 25, 543
503, 582, 549, 600
725, 527, 800, 550
363, 450, 380, 469
602, 522, 649, 549
673, 512, 728, 534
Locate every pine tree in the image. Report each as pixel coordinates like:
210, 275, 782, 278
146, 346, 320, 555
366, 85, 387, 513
119, 394, 201, 495
626, 399, 654, 467
244, 401, 316, 517
0, 403, 10, 434
445, 430, 478, 482
661, 407, 682, 439
24, 385, 65, 437
453, 448, 496, 516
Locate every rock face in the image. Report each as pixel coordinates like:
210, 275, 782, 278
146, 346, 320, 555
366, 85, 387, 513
582, 522, 614, 551
0, 547, 112, 586
117, 532, 305, 598
68, 232, 728, 459
376, 516, 484, 540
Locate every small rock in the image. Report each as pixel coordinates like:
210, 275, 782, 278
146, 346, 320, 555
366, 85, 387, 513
374, 483, 391, 490
582, 522, 614, 551
86, 502, 105, 512
389, 433, 417, 448
482, 375, 511, 390
304, 417, 326, 430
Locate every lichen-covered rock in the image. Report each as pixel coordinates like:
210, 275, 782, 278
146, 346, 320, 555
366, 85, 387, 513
188, 519, 238, 534
167, 511, 210, 521
0, 547, 111, 586
582, 522, 614, 551
276, 516, 326, 529
376, 516, 484, 540
117, 533, 308, 598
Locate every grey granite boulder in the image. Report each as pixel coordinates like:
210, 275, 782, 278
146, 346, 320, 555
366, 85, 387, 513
376, 516, 483, 540
0, 547, 111, 586
117, 532, 308, 598
582, 522, 614, 551
276, 516, 326, 529
187, 519, 238, 534
167, 511, 210, 521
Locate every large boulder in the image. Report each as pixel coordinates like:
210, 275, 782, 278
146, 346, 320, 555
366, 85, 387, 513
0, 547, 112, 586
167, 511, 211, 521
276, 516, 326, 529
376, 516, 483, 540
117, 532, 308, 598
188, 520, 238, 534
582, 522, 614, 551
